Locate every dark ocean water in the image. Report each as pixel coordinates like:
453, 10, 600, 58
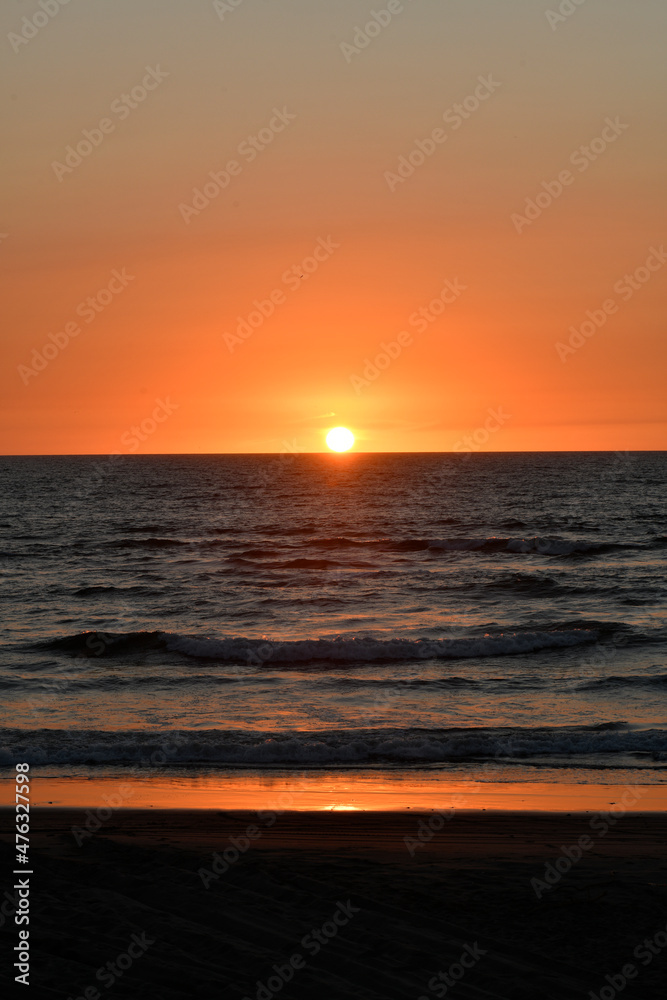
1, 452, 666, 781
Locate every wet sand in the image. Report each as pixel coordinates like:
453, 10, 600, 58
2, 808, 667, 998
7, 772, 667, 813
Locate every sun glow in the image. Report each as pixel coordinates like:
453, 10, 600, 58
326, 427, 355, 452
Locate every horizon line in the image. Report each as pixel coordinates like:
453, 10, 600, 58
2, 449, 665, 458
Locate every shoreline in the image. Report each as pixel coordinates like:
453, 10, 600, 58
4, 773, 666, 812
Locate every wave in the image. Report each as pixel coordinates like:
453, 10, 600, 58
0, 674, 278, 691
105, 537, 187, 549
2, 724, 665, 767
73, 585, 148, 597
229, 535, 656, 559
479, 574, 630, 599
326, 676, 479, 689
226, 547, 282, 559
304, 535, 638, 556
307, 537, 385, 549
74, 585, 122, 596
484, 573, 562, 595
40, 628, 599, 663
263, 558, 345, 570
111, 524, 174, 534
428, 536, 627, 556
82, 533, 667, 560
577, 674, 667, 692
11, 671, 663, 695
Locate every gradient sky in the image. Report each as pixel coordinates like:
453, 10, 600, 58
2, 0, 666, 454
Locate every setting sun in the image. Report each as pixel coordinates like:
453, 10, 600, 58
326, 427, 355, 452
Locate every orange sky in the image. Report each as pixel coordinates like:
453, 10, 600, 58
2, 0, 666, 454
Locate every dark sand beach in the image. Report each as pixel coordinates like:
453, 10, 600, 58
3, 808, 667, 999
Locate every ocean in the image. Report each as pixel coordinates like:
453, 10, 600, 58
1, 451, 666, 792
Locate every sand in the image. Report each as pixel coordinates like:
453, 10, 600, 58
7, 773, 667, 812
2, 808, 667, 998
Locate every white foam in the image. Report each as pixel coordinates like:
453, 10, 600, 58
2, 724, 665, 767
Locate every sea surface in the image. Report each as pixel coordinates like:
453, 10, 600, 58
1, 452, 666, 787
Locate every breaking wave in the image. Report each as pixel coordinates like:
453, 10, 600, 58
2, 724, 666, 767
40, 628, 599, 663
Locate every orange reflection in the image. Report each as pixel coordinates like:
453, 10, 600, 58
9, 772, 667, 813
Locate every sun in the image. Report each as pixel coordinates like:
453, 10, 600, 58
326, 427, 355, 452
